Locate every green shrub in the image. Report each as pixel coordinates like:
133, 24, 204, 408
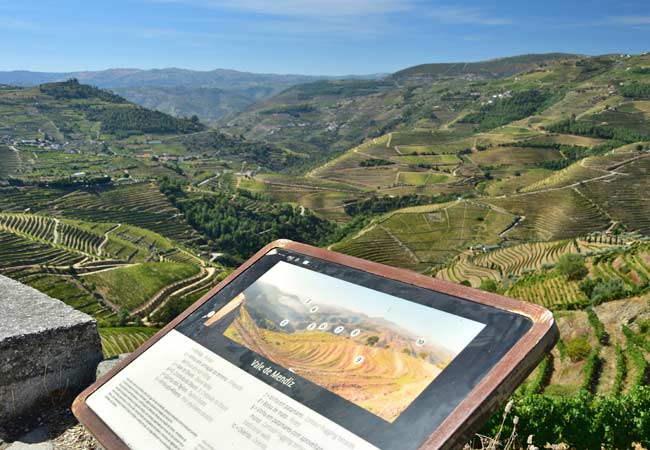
555, 253, 588, 280
479, 278, 498, 293
586, 307, 609, 345
482, 387, 650, 449
611, 345, 626, 395
591, 278, 627, 303
581, 346, 601, 393
566, 336, 591, 362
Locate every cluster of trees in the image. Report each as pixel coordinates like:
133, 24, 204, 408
160, 179, 336, 262
182, 131, 299, 172
547, 115, 649, 143
261, 103, 316, 117
620, 82, 650, 99
88, 106, 205, 137
358, 158, 394, 167
460, 89, 551, 131
343, 193, 458, 217
292, 79, 391, 99
40, 79, 126, 103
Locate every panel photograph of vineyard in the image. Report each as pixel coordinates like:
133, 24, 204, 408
209, 261, 484, 423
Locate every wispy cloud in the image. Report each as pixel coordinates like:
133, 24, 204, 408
0, 18, 35, 30
429, 7, 513, 25
151, 0, 414, 17
608, 15, 650, 25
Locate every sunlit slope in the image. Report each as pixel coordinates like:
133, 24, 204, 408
224, 306, 440, 422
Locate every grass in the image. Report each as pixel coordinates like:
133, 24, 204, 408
397, 171, 453, 185
83, 262, 200, 310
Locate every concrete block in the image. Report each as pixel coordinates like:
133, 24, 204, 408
0, 275, 103, 421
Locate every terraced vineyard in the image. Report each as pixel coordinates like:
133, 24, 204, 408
0, 146, 21, 178
334, 201, 515, 273
99, 327, 159, 358
45, 182, 199, 244
486, 188, 611, 241
0, 210, 221, 327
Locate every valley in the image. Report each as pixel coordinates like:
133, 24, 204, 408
1, 51, 650, 447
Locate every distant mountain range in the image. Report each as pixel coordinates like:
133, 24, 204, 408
0, 68, 386, 124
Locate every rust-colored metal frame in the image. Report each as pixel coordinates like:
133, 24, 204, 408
73, 239, 558, 450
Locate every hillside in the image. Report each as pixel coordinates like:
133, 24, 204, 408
0, 68, 385, 124
392, 53, 578, 80
2, 52, 650, 447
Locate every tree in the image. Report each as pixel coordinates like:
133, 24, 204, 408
480, 279, 498, 293
556, 253, 588, 280
366, 336, 380, 346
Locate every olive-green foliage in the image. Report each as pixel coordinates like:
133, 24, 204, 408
586, 307, 609, 345
460, 89, 550, 131
620, 82, 650, 99
483, 388, 650, 450
87, 106, 204, 137
566, 336, 591, 362
39, 79, 126, 103
479, 278, 498, 293
555, 253, 588, 280
161, 179, 336, 263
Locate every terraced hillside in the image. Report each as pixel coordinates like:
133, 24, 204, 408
224, 305, 441, 423
333, 200, 515, 274
0, 211, 221, 327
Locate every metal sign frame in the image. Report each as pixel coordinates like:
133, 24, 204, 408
73, 239, 558, 450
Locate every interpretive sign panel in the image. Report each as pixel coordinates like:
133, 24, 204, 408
74, 240, 558, 450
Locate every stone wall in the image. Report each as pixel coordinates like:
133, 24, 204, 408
0, 275, 103, 422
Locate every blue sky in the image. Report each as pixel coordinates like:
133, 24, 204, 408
0, 0, 648, 75
253, 261, 485, 354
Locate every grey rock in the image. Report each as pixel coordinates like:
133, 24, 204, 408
96, 354, 130, 380
6, 427, 53, 450
0, 275, 103, 421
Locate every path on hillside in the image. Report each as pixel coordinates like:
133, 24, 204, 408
495, 153, 650, 199
52, 218, 60, 245
130, 266, 213, 318
146, 267, 218, 320
79, 263, 141, 277
97, 224, 121, 257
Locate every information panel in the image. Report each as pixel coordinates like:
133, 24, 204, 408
76, 241, 558, 450
88, 330, 379, 450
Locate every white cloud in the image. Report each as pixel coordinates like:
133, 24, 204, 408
428, 7, 513, 25
151, 0, 414, 16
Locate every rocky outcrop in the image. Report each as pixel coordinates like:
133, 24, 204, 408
0, 275, 103, 422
